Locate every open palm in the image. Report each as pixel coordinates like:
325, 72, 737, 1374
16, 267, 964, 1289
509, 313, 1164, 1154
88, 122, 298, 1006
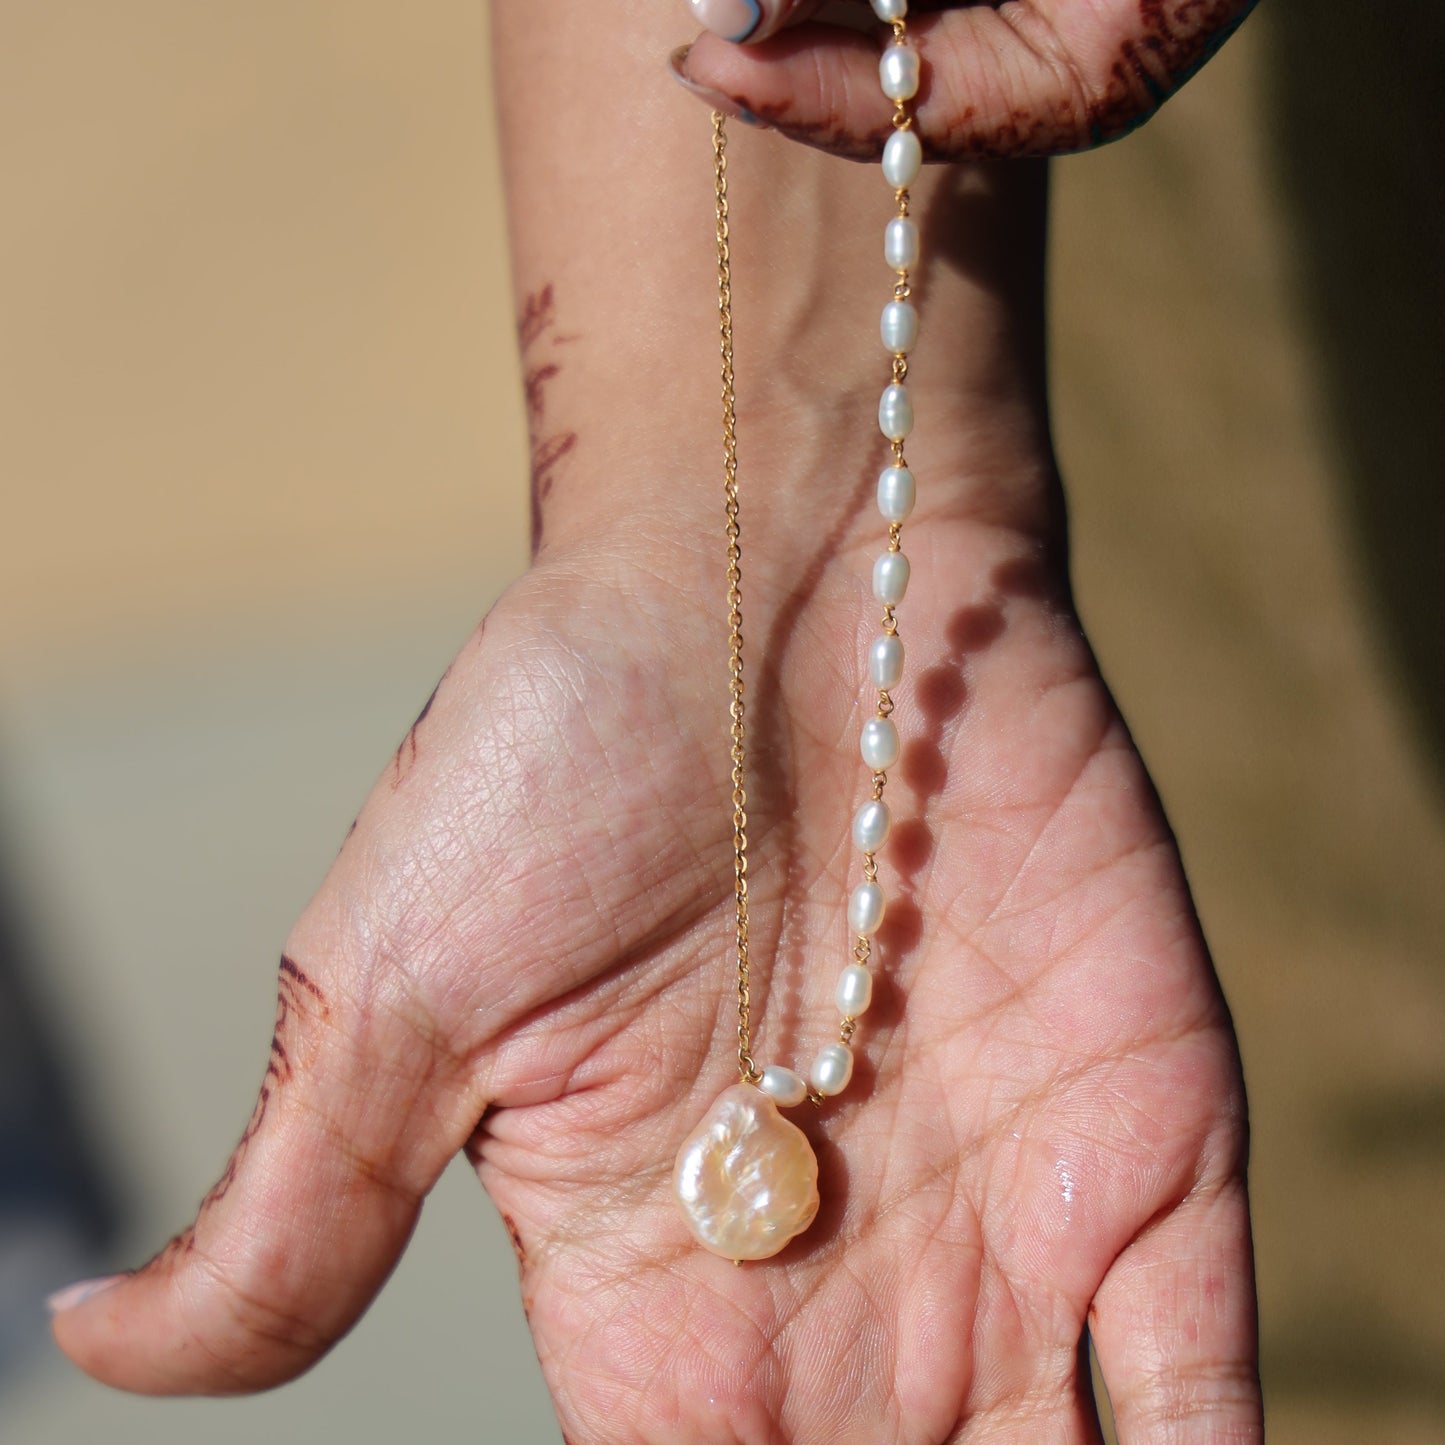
53, 467, 1259, 1440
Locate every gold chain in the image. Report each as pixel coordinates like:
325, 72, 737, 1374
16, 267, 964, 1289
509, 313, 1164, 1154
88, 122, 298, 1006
713, 112, 759, 1086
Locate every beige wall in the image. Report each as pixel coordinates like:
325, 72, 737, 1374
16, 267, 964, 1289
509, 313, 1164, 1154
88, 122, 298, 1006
0, 1, 528, 670
1, 3, 1441, 1442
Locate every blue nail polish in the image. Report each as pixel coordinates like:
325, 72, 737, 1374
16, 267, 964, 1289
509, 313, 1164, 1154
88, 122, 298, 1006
689, 0, 765, 45
729, 0, 763, 44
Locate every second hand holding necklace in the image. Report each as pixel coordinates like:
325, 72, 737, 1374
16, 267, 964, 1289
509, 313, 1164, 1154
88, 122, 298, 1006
673, 1, 926, 1263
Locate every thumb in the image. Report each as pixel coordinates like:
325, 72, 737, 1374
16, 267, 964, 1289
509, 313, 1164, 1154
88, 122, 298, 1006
49, 952, 475, 1395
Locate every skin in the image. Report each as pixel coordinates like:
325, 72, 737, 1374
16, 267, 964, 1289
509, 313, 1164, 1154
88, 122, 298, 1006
52, 2, 1262, 1440
680, 0, 1261, 158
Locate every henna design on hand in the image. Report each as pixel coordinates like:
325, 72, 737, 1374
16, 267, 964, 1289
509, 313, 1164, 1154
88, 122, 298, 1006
391, 661, 454, 789
746, 0, 1256, 159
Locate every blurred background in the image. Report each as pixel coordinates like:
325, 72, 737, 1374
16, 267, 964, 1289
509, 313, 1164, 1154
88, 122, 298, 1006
0, 2, 1441, 1442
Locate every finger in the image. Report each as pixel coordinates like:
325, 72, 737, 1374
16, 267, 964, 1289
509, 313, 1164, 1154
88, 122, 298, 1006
1089, 1177, 1263, 1442
677, 2, 1258, 160
686, 0, 824, 46
49, 953, 479, 1394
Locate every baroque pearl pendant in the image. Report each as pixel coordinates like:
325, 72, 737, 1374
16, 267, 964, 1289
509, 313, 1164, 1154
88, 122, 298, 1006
673, 1084, 821, 1261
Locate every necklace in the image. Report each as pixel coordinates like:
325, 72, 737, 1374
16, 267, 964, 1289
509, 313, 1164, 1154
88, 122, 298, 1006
673, 0, 924, 1263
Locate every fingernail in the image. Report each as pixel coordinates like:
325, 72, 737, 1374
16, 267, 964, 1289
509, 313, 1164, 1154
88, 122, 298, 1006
687, 0, 765, 44
47, 1274, 124, 1314
667, 44, 769, 128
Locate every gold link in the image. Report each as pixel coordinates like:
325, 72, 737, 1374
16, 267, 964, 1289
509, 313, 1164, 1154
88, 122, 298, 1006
713, 113, 760, 1086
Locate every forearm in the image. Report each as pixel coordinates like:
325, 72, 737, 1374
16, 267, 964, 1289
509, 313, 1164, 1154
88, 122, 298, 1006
490, 2, 1061, 565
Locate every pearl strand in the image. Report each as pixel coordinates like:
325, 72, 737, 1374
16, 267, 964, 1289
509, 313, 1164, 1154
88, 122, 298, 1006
757, 0, 922, 1110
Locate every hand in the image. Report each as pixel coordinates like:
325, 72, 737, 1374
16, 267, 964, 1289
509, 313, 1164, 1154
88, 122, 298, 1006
676, 0, 1259, 157
50, 481, 1260, 1439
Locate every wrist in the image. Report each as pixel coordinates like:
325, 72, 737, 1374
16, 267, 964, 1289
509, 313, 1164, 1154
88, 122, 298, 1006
493, 4, 1060, 565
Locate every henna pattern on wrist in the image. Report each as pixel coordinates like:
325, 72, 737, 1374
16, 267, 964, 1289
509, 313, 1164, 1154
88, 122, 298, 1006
518, 284, 579, 557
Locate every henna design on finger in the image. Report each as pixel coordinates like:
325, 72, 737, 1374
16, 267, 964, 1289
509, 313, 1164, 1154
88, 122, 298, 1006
517, 284, 579, 557
1082, 0, 1254, 147
144, 1224, 196, 1266
967, 0, 1257, 154
193, 957, 330, 1220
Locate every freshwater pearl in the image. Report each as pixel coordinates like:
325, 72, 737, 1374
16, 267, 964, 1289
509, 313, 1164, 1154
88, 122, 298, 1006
848, 881, 886, 936
758, 1064, 808, 1109
882, 128, 922, 189
880, 299, 919, 353
836, 964, 874, 1017
673, 1084, 820, 1260
884, 216, 920, 270
873, 550, 910, 605
869, 634, 905, 690
877, 464, 916, 521
810, 1043, 854, 1097
879, 43, 920, 101
870, 0, 907, 20
878, 383, 913, 441
852, 798, 892, 853
860, 716, 901, 771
